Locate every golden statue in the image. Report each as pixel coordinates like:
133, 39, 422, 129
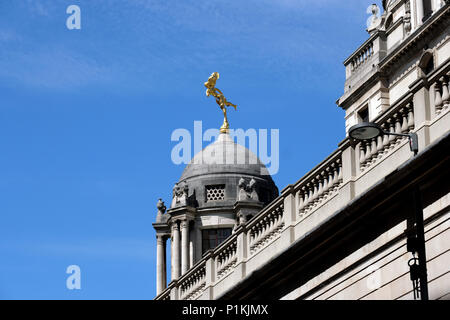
204, 72, 237, 133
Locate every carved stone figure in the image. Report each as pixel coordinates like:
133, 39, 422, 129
238, 177, 259, 201
171, 182, 190, 207
404, 0, 412, 36
366, 4, 382, 34
156, 198, 166, 223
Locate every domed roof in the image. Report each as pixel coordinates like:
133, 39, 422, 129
180, 132, 271, 181
172, 132, 278, 209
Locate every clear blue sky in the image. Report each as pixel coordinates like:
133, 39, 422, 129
0, 0, 382, 299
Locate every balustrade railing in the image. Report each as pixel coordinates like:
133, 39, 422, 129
358, 100, 415, 172
294, 151, 343, 219
433, 71, 450, 115
351, 41, 374, 72
215, 238, 237, 280
159, 288, 171, 301
178, 261, 206, 300
247, 198, 285, 255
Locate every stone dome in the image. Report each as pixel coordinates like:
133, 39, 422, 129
181, 132, 271, 180
170, 132, 278, 209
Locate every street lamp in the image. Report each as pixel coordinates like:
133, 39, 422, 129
348, 122, 418, 155
348, 121, 428, 300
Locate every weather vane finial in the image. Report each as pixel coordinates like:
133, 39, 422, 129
204, 72, 237, 133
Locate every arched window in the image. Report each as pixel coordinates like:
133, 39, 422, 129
385, 13, 393, 29
418, 50, 434, 75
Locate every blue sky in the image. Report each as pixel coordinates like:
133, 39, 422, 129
0, 0, 382, 299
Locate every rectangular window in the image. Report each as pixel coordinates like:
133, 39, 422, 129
423, 0, 433, 22
358, 107, 369, 123
202, 228, 232, 254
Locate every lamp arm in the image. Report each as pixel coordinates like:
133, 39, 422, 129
381, 131, 418, 155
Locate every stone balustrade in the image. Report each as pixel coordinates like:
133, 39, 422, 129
155, 198, 286, 300
351, 41, 374, 72
178, 261, 206, 300
433, 72, 450, 115
343, 30, 387, 83
215, 238, 237, 280
293, 152, 342, 219
358, 101, 415, 172
247, 199, 284, 255
159, 288, 171, 301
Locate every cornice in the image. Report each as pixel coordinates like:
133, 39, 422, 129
379, 4, 450, 74
337, 4, 449, 110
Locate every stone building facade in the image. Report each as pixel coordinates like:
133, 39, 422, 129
154, 0, 450, 300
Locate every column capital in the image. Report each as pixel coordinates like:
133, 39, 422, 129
156, 234, 167, 244
171, 222, 179, 232
180, 219, 190, 229
168, 210, 195, 227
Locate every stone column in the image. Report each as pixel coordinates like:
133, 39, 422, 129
171, 222, 181, 281
156, 235, 166, 295
162, 238, 167, 288
195, 227, 202, 262
181, 219, 190, 275
189, 240, 194, 269
416, 0, 425, 24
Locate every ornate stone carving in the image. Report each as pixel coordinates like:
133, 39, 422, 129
180, 219, 189, 229
404, 0, 411, 36
367, 4, 382, 35
156, 198, 166, 223
238, 212, 247, 225
237, 178, 259, 201
171, 222, 179, 233
171, 182, 190, 207
157, 198, 166, 213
